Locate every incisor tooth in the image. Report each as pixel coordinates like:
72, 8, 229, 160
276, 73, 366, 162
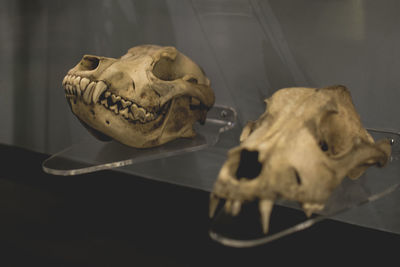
83, 82, 95, 104
259, 199, 274, 234
231, 200, 242, 216
67, 75, 73, 84
62, 76, 68, 86
209, 194, 220, 218
80, 78, 90, 92
92, 81, 107, 103
73, 76, 81, 87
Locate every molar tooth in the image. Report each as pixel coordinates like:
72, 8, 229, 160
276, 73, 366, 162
92, 81, 108, 103
83, 82, 95, 104
111, 94, 121, 103
80, 78, 90, 92
121, 99, 132, 108
120, 108, 129, 118
101, 99, 108, 107
105, 91, 111, 98
109, 104, 119, 114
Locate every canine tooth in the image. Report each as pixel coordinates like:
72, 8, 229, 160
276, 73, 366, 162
121, 99, 132, 108
105, 91, 111, 98
111, 94, 121, 103
80, 78, 90, 92
92, 81, 108, 103
209, 194, 220, 218
83, 82, 95, 104
109, 104, 119, 114
120, 108, 129, 118
259, 199, 274, 234
101, 99, 108, 107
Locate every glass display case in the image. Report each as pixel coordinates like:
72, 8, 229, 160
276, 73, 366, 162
1, 0, 400, 264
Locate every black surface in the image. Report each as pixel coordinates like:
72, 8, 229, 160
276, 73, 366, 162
0, 144, 399, 266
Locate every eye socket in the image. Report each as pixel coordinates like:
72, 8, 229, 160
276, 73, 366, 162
79, 56, 100, 71
235, 149, 262, 180
319, 140, 329, 152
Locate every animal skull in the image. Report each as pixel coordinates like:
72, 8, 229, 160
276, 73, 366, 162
63, 45, 215, 148
210, 86, 391, 233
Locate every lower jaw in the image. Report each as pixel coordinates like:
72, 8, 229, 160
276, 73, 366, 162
68, 98, 171, 148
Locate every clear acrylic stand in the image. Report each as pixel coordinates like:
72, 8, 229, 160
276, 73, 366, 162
42, 105, 237, 176
209, 128, 400, 247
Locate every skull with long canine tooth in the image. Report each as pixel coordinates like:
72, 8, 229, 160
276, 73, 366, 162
210, 86, 391, 234
63, 45, 215, 148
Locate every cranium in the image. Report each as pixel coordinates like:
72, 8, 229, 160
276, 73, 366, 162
62, 45, 215, 148
210, 85, 391, 233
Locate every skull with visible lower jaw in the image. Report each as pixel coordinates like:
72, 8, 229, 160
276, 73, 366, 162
63, 44, 215, 148
210, 85, 391, 234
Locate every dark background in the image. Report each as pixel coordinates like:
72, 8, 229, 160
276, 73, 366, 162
1, 0, 400, 265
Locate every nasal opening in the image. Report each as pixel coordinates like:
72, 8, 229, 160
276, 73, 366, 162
79, 55, 100, 71
235, 149, 262, 180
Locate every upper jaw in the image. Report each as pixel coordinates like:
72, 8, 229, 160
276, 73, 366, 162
62, 74, 168, 123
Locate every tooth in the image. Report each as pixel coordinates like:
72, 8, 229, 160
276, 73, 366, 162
302, 203, 324, 218
92, 81, 108, 103
191, 97, 201, 106
209, 194, 220, 218
121, 99, 132, 108
101, 99, 108, 107
120, 108, 129, 118
105, 91, 111, 98
80, 78, 90, 92
130, 104, 138, 118
66, 85, 72, 94
62, 76, 68, 86
67, 75, 73, 84
75, 84, 81, 96
231, 200, 242, 216
73, 76, 81, 87
259, 199, 274, 234
128, 112, 135, 121
145, 113, 152, 121
109, 104, 119, 114
111, 94, 121, 103
83, 82, 95, 104
224, 200, 232, 214
137, 107, 146, 120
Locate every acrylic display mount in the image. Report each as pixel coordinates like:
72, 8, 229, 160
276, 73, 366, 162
42, 106, 400, 247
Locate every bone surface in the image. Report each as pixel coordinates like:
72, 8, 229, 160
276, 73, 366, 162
63, 45, 215, 148
210, 85, 391, 234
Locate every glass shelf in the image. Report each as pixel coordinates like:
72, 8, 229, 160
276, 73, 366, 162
209, 128, 400, 247
42, 105, 237, 176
